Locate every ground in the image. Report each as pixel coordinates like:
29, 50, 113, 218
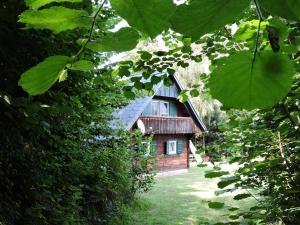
122, 163, 256, 225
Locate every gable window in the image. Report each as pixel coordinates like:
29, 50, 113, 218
151, 100, 159, 115
160, 101, 169, 116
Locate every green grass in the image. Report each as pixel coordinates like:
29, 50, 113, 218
119, 163, 256, 225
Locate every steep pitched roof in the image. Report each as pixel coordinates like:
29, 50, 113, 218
110, 75, 208, 132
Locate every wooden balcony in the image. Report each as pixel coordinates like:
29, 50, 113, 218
139, 116, 200, 134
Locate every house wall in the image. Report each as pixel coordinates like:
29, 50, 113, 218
154, 134, 190, 172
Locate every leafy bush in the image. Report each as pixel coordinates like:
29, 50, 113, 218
0, 1, 154, 224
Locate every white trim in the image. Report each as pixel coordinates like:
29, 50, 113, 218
151, 100, 160, 115
160, 101, 169, 116
168, 140, 177, 155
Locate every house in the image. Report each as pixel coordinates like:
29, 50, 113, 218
111, 75, 207, 172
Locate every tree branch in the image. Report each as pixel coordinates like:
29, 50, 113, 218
72, 0, 107, 61
280, 102, 299, 129
251, 0, 263, 71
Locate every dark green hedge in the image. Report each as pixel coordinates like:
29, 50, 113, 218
0, 1, 154, 224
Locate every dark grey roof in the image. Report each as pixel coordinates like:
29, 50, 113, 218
109, 96, 152, 130
110, 74, 208, 132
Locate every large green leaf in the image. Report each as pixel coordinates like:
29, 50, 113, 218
86, 27, 140, 52
260, 0, 300, 22
208, 51, 295, 110
19, 55, 70, 95
171, 0, 251, 40
67, 60, 94, 71
25, 0, 82, 9
19, 6, 90, 33
110, 0, 176, 38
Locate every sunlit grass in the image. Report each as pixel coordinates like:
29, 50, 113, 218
119, 163, 257, 225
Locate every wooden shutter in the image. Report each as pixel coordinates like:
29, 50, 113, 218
176, 140, 184, 154
142, 102, 151, 115
169, 102, 177, 117
165, 141, 169, 155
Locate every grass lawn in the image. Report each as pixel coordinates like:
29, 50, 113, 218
121, 163, 256, 225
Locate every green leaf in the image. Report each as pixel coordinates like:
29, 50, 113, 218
19, 6, 90, 33
19, 55, 70, 95
250, 206, 265, 211
208, 201, 224, 209
233, 193, 252, 200
260, 0, 300, 22
228, 214, 239, 220
110, 0, 176, 38
163, 78, 173, 87
140, 51, 152, 61
67, 60, 94, 71
235, 20, 268, 45
208, 51, 294, 110
190, 89, 199, 97
124, 90, 135, 99
228, 207, 239, 211
167, 68, 175, 75
204, 171, 229, 178
171, 0, 251, 40
58, 69, 68, 82
178, 92, 188, 102
217, 177, 239, 189
197, 164, 208, 168
85, 28, 140, 52
25, 0, 82, 10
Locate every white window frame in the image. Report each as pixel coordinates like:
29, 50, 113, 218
168, 140, 177, 155
160, 101, 169, 116
151, 100, 160, 115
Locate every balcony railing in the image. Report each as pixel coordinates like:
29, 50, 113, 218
139, 116, 200, 134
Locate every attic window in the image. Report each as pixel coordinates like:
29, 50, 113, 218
160, 101, 169, 116
151, 100, 159, 115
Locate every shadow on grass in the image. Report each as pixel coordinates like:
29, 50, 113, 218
115, 165, 256, 225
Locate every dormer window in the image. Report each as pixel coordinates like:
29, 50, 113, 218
160, 101, 169, 116
143, 100, 176, 117
151, 100, 159, 115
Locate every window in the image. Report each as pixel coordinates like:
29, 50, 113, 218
160, 101, 169, 116
166, 140, 184, 155
167, 140, 177, 155
151, 101, 159, 115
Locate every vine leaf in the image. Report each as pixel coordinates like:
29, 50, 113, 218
19, 56, 70, 95
110, 0, 176, 38
260, 0, 300, 22
84, 27, 140, 52
25, 0, 82, 10
171, 0, 251, 40
208, 51, 295, 110
19, 6, 90, 33
67, 60, 94, 71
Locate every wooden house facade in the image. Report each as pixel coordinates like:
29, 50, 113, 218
111, 75, 207, 172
